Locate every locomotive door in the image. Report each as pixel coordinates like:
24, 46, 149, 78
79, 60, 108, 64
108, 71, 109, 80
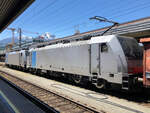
100, 43, 116, 75
91, 43, 100, 75
29, 52, 32, 67
19, 52, 22, 66
26, 52, 31, 67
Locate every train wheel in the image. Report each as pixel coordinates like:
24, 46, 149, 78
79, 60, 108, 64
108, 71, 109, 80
96, 79, 106, 89
73, 75, 82, 84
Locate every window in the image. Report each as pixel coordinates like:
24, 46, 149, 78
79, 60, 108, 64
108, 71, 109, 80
117, 37, 143, 59
101, 43, 108, 52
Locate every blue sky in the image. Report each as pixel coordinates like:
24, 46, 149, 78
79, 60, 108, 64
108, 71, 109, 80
0, 0, 150, 40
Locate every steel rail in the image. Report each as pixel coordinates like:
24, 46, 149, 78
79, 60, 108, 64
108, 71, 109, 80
0, 71, 101, 113
0, 74, 59, 113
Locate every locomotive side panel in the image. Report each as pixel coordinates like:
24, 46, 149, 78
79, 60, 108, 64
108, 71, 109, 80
36, 44, 90, 76
100, 42, 122, 84
26, 53, 30, 68
90, 35, 128, 84
20, 50, 27, 67
91, 43, 100, 75
7, 52, 20, 66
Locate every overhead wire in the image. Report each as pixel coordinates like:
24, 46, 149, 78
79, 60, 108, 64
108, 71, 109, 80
51, 0, 143, 31
32, 0, 81, 26
48, 0, 150, 37
8, 0, 150, 39
22, 0, 73, 25
22, 29, 40, 35
19, 0, 59, 27
12, 0, 45, 28
15, 0, 122, 31
109, 1, 150, 20
41, 0, 123, 32
14, 0, 117, 30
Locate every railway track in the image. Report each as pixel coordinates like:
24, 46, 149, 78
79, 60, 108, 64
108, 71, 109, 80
0, 71, 102, 113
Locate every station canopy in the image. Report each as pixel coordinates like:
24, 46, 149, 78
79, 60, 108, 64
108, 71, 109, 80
0, 0, 34, 33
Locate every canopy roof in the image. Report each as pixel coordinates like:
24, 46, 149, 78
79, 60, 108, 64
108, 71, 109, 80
0, 0, 34, 33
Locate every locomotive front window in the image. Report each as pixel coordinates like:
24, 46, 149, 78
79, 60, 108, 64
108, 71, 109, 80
118, 37, 143, 59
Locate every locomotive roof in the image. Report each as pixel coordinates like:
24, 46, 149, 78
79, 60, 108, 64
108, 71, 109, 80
7, 51, 20, 54
91, 35, 115, 44
29, 35, 117, 51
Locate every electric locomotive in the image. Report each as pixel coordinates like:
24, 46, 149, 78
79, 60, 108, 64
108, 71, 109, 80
5, 35, 143, 91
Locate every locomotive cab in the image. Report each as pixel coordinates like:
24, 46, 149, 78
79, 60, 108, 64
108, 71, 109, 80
117, 37, 143, 90
118, 37, 143, 75
91, 35, 143, 90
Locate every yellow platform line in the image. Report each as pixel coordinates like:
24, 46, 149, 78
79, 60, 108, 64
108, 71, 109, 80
0, 90, 20, 113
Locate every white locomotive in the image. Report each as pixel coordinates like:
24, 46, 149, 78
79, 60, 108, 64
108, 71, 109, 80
5, 35, 143, 91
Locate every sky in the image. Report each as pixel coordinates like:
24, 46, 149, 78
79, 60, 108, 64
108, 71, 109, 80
0, 0, 150, 40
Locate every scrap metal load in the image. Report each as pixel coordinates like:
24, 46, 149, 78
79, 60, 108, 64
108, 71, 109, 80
5, 35, 143, 91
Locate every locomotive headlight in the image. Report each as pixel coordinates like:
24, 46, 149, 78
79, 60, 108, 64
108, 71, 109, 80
146, 72, 150, 79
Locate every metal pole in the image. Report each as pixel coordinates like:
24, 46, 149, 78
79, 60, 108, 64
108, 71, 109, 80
12, 29, 15, 44
19, 28, 22, 48
7, 28, 16, 45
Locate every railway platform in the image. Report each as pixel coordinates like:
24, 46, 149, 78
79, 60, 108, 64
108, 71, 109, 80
0, 75, 45, 113
0, 65, 150, 113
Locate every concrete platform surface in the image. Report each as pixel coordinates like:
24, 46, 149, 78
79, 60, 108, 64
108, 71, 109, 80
0, 62, 5, 66
0, 66, 150, 113
0, 75, 45, 113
